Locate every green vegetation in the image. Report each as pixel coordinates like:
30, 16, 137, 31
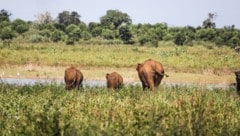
0, 83, 239, 135
1, 7, 239, 136
0, 43, 239, 74
0, 9, 240, 47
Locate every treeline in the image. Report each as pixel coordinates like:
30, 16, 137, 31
0, 9, 240, 47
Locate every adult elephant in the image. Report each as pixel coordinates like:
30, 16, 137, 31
64, 67, 84, 90
106, 72, 123, 90
235, 71, 240, 95
136, 59, 168, 90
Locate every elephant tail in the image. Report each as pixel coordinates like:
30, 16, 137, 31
158, 72, 169, 77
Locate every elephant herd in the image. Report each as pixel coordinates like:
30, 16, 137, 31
64, 58, 240, 94
64, 59, 168, 91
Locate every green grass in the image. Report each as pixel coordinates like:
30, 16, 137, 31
0, 82, 239, 135
0, 42, 239, 74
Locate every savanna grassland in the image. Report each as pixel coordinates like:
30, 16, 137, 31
0, 42, 240, 135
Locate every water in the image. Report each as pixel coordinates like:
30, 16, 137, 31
0, 77, 235, 90
0, 78, 106, 87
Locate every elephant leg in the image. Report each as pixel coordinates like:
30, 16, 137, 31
142, 83, 148, 90
146, 75, 155, 91
139, 74, 148, 90
154, 75, 163, 88
76, 80, 82, 90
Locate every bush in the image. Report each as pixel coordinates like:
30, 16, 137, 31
51, 30, 64, 42
0, 27, 15, 40
29, 34, 44, 43
101, 29, 115, 40
227, 36, 240, 48
196, 28, 216, 41
11, 19, 29, 34
174, 32, 186, 46
65, 37, 75, 45
90, 27, 102, 37
81, 31, 91, 40
119, 25, 132, 44
65, 24, 81, 41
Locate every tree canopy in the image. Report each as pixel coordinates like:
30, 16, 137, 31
100, 10, 132, 29
0, 9, 240, 48
57, 11, 81, 26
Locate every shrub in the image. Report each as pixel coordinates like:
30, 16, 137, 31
174, 32, 186, 46
11, 19, 29, 34
51, 30, 64, 42
101, 29, 115, 40
81, 31, 91, 40
29, 34, 44, 43
65, 37, 75, 45
0, 27, 15, 40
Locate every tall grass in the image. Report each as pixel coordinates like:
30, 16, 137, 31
0, 42, 239, 73
0, 82, 239, 135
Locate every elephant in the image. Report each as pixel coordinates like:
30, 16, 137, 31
64, 67, 84, 90
136, 59, 168, 90
106, 72, 123, 90
235, 71, 240, 95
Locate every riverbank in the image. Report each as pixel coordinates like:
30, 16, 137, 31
0, 65, 236, 85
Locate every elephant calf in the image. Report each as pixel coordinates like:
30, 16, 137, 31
64, 67, 84, 90
136, 59, 168, 91
106, 72, 123, 90
235, 71, 240, 95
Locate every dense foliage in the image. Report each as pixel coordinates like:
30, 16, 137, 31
0, 9, 240, 47
0, 82, 239, 135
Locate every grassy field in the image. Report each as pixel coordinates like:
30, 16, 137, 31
0, 83, 239, 135
0, 42, 240, 135
0, 42, 239, 73
0, 42, 239, 84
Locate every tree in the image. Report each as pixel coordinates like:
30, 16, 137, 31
100, 9, 132, 29
0, 20, 11, 29
119, 25, 133, 44
0, 9, 11, 22
70, 11, 81, 25
88, 22, 102, 37
11, 19, 29, 34
57, 11, 81, 26
202, 13, 217, 29
35, 11, 53, 24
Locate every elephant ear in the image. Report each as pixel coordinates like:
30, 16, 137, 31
106, 73, 110, 79
136, 64, 142, 71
